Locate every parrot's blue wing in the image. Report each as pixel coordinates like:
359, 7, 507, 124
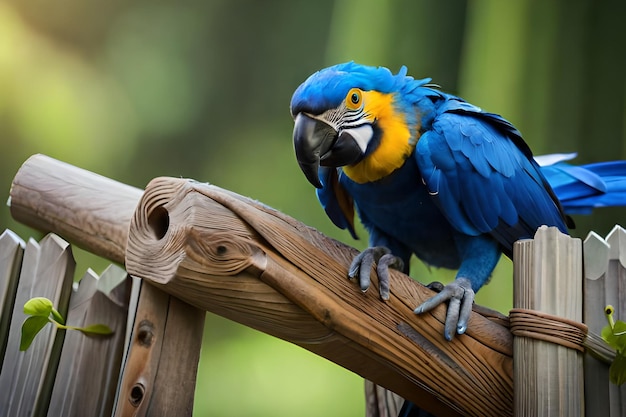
540, 159, 626, 215
316, 166, 358, 239
416, 101, 570, 253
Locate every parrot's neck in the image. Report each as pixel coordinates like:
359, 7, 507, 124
342, 95, 416, 183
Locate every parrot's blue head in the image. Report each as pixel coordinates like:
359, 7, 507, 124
290, 62, 412, 116
290, 62, 436, 187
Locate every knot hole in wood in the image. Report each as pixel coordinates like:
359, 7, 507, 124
129, 383, 145, 407
147, 205, 169, 240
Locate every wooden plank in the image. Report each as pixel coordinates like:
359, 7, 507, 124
0, 229, 25, 367
125, 177, 514, 417
113, 281, 205, 417
0, 233, 75, 417
47, 265, 132, 417
583, 225, 626, 417
513, 226, 584, 417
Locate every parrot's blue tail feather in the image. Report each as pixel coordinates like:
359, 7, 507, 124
538, 155, 626, 215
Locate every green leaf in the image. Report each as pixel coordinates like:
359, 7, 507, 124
610, 353, 626, 386
602, 324, 618, 349
77, 324, 114, 336
20, 316, 50, 351
23, 297, 53, 317
614, 320, 626, 336
602, 321, 626, 353
50, 307, 65, 325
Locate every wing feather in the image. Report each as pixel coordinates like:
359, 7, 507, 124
416, 108, 569, 252
316, 167, 358, 238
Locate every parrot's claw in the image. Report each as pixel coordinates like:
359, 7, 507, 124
414, 277, 474, 341
348, 246, 404, 300
426, 281, 445, 292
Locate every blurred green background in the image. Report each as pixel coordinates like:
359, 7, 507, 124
1, 0, 625, 416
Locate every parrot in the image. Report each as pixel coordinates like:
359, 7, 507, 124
290, 61, 626, 343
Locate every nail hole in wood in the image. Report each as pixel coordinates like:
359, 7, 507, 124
130, 383, 145, 407
137, 320, 154, 347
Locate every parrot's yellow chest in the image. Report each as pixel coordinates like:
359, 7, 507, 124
342, 92, 416, 183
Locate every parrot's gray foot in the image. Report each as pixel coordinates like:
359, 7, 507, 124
348, 246, 404, 300
413, 277, 474, 341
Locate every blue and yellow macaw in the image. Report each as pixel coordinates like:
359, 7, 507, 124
290, 62, 626, 342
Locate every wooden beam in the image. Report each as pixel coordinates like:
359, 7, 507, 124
9, 154, 205, 417
9, 154, 142, 265
125, 176, 514, 417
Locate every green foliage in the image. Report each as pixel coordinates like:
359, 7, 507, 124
601, 305, 626, 385
20, 316, 50, 351
20, 296, 113, 351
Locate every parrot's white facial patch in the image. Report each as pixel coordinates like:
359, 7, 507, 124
306, 102, 373, 155
343, 125, 373, 154
309, 107, 345, 131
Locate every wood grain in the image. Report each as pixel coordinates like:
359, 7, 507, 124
126, 177, 514, 417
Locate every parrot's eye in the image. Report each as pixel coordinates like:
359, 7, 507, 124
346, 88, 362, 110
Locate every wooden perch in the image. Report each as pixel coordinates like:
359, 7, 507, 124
125, 177, 514, 417
9, 154, 514, 416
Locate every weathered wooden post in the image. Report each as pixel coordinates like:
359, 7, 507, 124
512, 226, 584, 416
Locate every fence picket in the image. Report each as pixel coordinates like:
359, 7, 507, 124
583, 226, 626, 416
0, 229, 25, 367
0, 234, 75, 417
47, 265, 131, 417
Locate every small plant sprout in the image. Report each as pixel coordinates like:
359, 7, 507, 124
601, 305, 626, 385
20, 297, 113, 351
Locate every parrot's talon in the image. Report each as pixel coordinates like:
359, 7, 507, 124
414, 277, 474, 340
348, 246, 402, 300
426, 281, 445, 292
376, 253, 404, 300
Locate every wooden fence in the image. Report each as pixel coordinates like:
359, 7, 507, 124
0, 154, 624, 417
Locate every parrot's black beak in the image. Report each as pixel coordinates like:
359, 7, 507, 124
293, 113, 335, 188
293, 113, 365, 188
